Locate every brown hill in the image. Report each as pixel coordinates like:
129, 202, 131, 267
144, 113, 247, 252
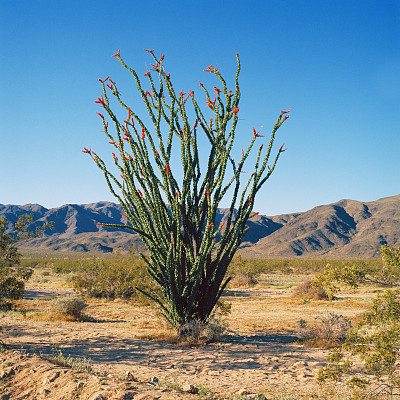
239, 194, 400, 259
1, 194, 398, 258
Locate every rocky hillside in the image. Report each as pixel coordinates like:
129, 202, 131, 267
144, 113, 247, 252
1, 195, 398, 258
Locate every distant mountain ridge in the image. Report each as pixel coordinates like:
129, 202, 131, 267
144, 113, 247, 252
1, 194, 399, 258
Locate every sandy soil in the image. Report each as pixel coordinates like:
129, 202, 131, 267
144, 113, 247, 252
0, 284, 370, 399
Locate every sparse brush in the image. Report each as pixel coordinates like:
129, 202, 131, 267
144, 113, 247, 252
43, 348, 92, 373
297, 312, 352, 348
293, 279, 329, 300
177, 317, 228, 346
68, 252, 154, 304
50, 296, 87, 321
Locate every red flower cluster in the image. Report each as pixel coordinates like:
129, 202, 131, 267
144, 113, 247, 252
253, 127, 264, 137
112, 49, 120, 58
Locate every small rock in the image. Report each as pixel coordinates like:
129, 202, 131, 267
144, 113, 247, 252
146, 376, 159, 385
182, 384, 197, 394
134, 394, 160, 400
91, 394, 106, 400
125, 370, 137, 381
118, 392, 136, 400
0, 368, 14, 379
237, 388, 250, 396
42, 377, 51, 386
48, 371, 60, 382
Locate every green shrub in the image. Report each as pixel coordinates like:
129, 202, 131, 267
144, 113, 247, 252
50, 296, 87, 320
1, 215, 52, 309
70, 252, 154, 302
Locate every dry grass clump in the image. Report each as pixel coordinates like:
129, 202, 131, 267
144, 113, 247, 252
293, 279, 329, 300
50, 296, 87, 319
177, 317, 228, 346
297, 312, 352, 348
25, 296, 92, 322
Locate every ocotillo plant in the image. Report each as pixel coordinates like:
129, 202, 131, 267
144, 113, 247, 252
83, 49, 290, 329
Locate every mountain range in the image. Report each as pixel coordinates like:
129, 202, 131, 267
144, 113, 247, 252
1, 194, 399, 258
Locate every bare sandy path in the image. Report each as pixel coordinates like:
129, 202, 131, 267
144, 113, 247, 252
2, 313, 329, 398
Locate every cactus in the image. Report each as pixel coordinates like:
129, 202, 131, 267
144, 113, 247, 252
84, 49, 290, 329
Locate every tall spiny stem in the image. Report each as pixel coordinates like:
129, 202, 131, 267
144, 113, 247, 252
84, 49, 290, 329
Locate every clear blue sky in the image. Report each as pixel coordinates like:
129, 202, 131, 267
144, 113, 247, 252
1, 0, 399, 216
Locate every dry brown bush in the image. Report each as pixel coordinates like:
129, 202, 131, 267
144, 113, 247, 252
293, 279, 329, 300
297, 312, 352, 348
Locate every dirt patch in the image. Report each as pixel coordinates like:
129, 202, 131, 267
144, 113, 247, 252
0, 285, 370, 399
0, 349, 194, 399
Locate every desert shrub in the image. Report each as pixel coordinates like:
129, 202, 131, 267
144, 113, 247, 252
316, 246, 400, 396
44, 348, 92, 373
71, 252, 154, 302
0, 216, 52, 310
297, 312, 352, 348
177, 317, 228, 345
50, 296, 87, 320
227, 256, 271, 287
293, 279, 329, 300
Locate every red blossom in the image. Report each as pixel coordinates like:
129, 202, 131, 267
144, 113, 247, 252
95, 96, 105, 107
232, 108, 239, 114
199, 81, 204, 87
96, 112, 104, 119
280, 107, 291, 115
141, 128, 145, 140
155, 150, 159, 157
138, 189, 143, 198
95, 223, 103, 226
106, 83, 113, 90
144, 48, 154, 53
82, 147, 91, 154
165, 164, 170, 174
111, 49, 120, 57
150, 62, 160, 72
214, 86, 221, 94
193, 119, 198, 129
145, 90, 152, 98
175, 192, 179, 197
253, 127, 264, 138
120, 213, 127, 218
282, 115, 290, 122
242, 149, 244, 158
279, 143, 287, 152
259, 144, 264, 151
160, 54, 165, 61
108, 141, 115, 145
205, 187, 210, 197
123, 155, 132, 161
98, 76, 109, 83
144, 71, 151, 77
109, 78, 115, 86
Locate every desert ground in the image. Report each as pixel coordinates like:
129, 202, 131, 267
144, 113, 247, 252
0, 263, 388, 399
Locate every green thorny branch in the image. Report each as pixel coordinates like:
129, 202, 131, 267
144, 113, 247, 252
83, 49, 290, 328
